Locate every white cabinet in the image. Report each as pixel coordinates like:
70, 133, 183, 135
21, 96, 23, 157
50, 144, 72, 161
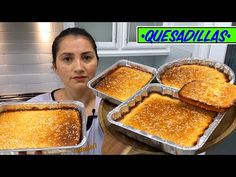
64, 22, 170, 57
64, 22, 233, 60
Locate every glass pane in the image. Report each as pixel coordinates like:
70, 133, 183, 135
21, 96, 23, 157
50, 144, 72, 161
75, 22, 113, 42
128, 22, 163, 42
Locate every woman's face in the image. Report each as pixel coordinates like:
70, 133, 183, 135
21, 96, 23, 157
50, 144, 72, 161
54, 35, 98, 90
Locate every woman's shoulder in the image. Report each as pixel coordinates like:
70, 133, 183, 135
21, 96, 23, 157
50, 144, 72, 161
27, 92, 53, 102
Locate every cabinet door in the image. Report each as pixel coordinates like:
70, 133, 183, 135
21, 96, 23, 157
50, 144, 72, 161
64, 22, 117, 49
121, 22, 168, 50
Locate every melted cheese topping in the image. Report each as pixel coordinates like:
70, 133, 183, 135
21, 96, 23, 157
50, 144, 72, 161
95, 66, 153, 101
120, 93, 216, 147
0, 109, 81, 150
160, 64, 228, 89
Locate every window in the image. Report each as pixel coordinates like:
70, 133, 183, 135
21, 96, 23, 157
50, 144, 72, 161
64, 22, 170, 57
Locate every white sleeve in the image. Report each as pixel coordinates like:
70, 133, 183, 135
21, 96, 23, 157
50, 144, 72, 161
27, 93, 53, 102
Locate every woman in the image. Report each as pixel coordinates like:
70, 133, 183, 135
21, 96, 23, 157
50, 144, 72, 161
28, 27, 103, 155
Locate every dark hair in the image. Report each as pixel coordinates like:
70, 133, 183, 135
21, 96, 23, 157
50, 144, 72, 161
52, 27, 99, 66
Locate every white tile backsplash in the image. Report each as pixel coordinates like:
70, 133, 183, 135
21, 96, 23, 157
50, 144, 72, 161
0, 23, 63, 94
0, 32, 36, 43
0, 32, 59, 43
0, 22, 64, 94
26, 82, 59, 93
0, 65, 23, 75
38, 54, 53, 63
0, 43, 51, 55
0, 57, 4, 65
0, 43, 23, 54
0, 84, 26, 94
0, 23, 39, 32
1, 54, 39, 64
1, 54, 53, 65
0, 75, 8, 84
4, 73, 59, 84
21, 43, 51, 54
0, 22, 63, 32
23, 64, 53, 74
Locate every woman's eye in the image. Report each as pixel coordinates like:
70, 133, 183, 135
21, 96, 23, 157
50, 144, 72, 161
83, 55, 92, 62
63, 56, 72, 63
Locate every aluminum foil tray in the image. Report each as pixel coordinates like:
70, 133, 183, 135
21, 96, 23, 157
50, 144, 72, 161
88, 59, 157, 105
156, 58, 235, 86
107, 83, 225, 155
0, 101, 87, 155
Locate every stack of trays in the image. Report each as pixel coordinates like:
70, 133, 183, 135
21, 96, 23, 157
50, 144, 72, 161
90, 58, 235, 154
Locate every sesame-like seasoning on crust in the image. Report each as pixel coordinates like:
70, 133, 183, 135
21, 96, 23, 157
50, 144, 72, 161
95, 66, 153, 101
160, 64, 228, 89
0, 109, 81, 150
120, 93, 216, 147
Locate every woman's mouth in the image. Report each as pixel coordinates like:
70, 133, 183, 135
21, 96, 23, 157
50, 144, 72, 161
72, 76, 87, 82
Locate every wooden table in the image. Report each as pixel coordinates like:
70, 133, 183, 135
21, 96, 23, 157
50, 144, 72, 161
99, 100, 236, 155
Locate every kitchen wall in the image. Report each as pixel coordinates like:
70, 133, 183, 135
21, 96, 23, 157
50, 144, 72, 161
0, 22, 229, 95
0, 22, 64, 94
0, 22, 192, 95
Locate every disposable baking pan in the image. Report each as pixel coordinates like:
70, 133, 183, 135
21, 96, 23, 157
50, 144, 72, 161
156, 58, 235, 87
88, 59, 157, 105
107, 83, 225, 155
0, 101, 86, 155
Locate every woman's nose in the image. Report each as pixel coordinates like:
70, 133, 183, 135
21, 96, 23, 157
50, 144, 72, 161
74, 59, 84, 72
